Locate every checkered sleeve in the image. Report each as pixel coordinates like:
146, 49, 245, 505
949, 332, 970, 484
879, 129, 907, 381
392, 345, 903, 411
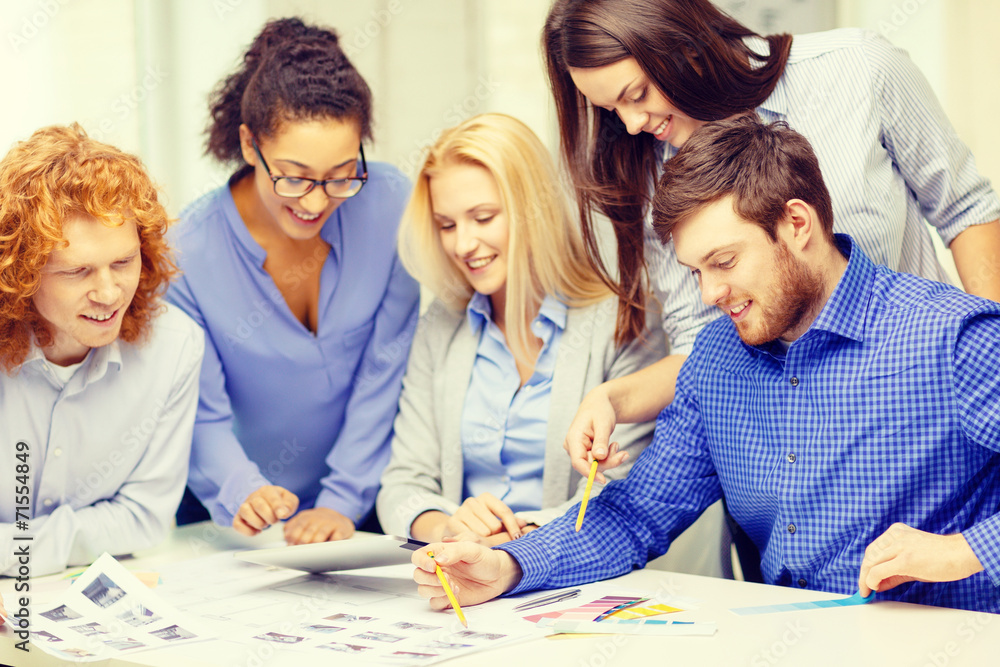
497, 342, 723, 594
953, 312, 1000, 585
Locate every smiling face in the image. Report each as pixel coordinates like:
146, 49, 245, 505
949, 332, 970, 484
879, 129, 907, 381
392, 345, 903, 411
673, 197, 824, 346
569, 57, 705, 148
32, 214, 142, 366
239, 117, 362, 242
429, 162, 510, 314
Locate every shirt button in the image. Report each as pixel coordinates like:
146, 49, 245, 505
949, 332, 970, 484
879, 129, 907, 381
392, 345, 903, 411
787, 523, 796, 534
54, 448, 63, 457
786, 453, 796, 463
798, 578, 807, 588
789, 377, 799, 387
43, 498, 54, 507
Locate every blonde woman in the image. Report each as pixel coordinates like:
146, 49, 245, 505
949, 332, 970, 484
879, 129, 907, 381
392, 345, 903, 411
376, 114, 665, 545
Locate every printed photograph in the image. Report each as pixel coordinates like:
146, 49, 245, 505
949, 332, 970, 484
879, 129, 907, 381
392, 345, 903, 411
69, 622, 111, 637
150, 624, 197, 641
30, 630, 63, 643
422, 639, 474, 650
390, 621, 440, 632
253, 632, 305, 644
452, 630, 507, 641
353, 630, 406, 643
318, 642, 372, 653
387, 651, 439, 661
102, 637, 147, 651
323, 612, 376, 624
300, 624, 345, 634
82, 573, 127, 608
40, 605, 83, 622
118, 604, 162, 627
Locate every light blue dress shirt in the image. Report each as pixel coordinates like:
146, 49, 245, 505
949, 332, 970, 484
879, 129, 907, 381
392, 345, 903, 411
648, 28, 1000, 355
0, 305, 204, 576
166, 162, 420, 526
461, 293, 567, 512
500, 236, 1000, 613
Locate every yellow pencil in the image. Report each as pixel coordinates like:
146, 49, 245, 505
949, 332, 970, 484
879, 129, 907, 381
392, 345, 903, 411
575, 458, 599, 532
428, 551, 468, 627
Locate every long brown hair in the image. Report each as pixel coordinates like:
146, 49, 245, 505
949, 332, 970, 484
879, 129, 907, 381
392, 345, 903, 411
543, 0, 792, 344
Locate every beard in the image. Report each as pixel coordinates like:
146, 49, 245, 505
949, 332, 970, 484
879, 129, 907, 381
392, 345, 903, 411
734, 241, 824, 347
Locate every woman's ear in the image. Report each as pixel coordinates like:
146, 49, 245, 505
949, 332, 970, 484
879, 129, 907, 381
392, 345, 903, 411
238, 124, 257, 166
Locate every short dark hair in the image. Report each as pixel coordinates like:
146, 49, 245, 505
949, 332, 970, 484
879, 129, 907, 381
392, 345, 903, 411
652, 113, 835, 243
206, 17, 373, 165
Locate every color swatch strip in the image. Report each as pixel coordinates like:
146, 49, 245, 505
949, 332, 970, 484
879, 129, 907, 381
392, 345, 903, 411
605, 602, 683, 620
729, 590, 875, 616
523, 595, 645, 624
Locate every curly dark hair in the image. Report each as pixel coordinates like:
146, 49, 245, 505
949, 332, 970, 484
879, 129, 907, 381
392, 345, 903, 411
205, 17, 373, 165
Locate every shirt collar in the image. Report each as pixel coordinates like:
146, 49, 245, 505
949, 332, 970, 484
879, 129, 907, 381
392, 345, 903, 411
465, 292, 569, 335
805, 234, 874, 344
21, 340, 123, 389
740, 234, 871, 360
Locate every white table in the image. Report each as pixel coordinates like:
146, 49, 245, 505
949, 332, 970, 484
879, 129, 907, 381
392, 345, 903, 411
3, 522, 998, 667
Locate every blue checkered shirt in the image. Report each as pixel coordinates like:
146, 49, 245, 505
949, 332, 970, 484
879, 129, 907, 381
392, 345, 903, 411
499, 236, 1000, 612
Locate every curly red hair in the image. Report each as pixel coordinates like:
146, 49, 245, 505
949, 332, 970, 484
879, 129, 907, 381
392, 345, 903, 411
0, 123, 176, 373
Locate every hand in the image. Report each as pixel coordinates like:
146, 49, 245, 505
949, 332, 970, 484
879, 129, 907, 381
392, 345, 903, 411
443, 493, 527, 541
233, 485, 299, 536
284, 507, 355, 544
0, 592, 7, 625
412, 541, 523, 609
858, 523, 985, 596
563, 385, 625, 484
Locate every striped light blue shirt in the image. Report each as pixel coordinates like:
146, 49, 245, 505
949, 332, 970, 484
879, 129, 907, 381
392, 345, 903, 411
650, 28, 1000, 355
461, 292, 567, 512
499, 236, 1000, 613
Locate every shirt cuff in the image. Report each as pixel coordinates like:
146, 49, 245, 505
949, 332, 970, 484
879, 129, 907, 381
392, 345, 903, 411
963, 515, 1000, 587
315, 488, 367, 526
494, 535, 555, 595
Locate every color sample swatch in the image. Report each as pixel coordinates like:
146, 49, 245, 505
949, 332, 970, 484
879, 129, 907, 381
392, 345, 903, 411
522, 596, 645, 624
729, 590, 875, 616
604, 602, 683, 620
538, 618, 717, 636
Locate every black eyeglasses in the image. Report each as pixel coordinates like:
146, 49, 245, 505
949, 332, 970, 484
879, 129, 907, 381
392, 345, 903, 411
251, 137, 368, 199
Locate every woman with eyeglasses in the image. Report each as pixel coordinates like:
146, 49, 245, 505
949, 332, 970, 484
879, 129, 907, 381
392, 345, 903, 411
166, 17, 419, 544
375, 114, 665, 546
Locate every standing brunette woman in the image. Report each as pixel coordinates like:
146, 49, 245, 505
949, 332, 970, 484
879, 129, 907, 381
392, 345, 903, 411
167, 18, 419, 543
546, 0, 1000, 476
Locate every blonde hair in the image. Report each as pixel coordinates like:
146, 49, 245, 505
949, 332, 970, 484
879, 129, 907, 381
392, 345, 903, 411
398, 113, 609, 363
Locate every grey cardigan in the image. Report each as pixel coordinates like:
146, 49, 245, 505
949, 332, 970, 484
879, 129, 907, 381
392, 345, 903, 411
376, 296, 666, 537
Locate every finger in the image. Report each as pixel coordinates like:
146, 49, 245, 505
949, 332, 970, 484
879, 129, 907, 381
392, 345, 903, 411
232, 514, 260, 537
283, 516, 304, 544
329, 520, 354, 541
236, 502, 267, 531
467, 496, 505, 535
479, 495, 521, 539
274, 488, 299, 520
248, 494, 278, 527
449, 509, 492, 537
566, 435, 596, 478
591, 417, 614, 460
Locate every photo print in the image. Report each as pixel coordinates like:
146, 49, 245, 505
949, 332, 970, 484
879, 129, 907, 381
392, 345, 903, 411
82, 573, 127, 608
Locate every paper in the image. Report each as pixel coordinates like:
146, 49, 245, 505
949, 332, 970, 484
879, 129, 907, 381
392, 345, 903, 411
538, 618, 717, 636
522, 595, 647, 624
729, 590, 875, 616
29, 553, 211, 662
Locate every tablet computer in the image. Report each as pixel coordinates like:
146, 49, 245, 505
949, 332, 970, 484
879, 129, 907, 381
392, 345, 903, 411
234, 535, 427, 573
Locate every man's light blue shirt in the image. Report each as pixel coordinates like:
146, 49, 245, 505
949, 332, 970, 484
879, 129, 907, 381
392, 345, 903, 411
500, 236, 1000, 613
167, 162, 419, 526
0, 305, 203, 576
461, 292, 567, 512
